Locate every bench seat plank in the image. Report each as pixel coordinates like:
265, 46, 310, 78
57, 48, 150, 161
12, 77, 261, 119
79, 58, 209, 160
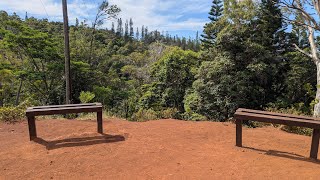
235, 111, 320, 129
27, 103, 100, 110
26, 103, 102, 116
237, 108, 319, 122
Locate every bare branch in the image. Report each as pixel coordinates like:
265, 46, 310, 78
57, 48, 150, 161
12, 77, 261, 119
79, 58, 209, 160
293, 43, 315, 62
280, 1, 320, 30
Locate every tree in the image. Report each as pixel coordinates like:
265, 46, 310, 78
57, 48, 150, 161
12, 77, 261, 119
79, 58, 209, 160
139, 47, 199, 112
136, 27, 139, 40
141, 25, 145, 40
89, 0, 120, 63
144, 26, 148, 42
195, 31, 200, 51
124, 19, 129, 40
111, 22, 115, 33
201, 0, 223, 49
255, 0, 283, 49
187, 0, 285, 120
280, 0, 320, 117
0, 19, 64, 105
129, 18, 134, 38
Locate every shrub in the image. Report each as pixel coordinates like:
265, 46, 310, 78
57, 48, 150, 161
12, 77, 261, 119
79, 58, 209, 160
160, 108, 178, 119
0, 106, 25, 122
0, 99, 35, 122
183, 112, 207, 121
265, 105, 306, 116
79, 91, 95, 103
131, 109, 158, 122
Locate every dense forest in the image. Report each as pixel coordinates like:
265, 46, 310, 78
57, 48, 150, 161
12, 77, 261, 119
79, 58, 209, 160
0, 0, 318, 122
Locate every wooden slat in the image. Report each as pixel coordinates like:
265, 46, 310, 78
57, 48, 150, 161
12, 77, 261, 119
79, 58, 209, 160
26, 105, 102, 116
27, 103, 101, 110
27, 116, 37, 140
97, 111, 103, 133
236, 108, 319, 121
310, 129, 320, 159
234, 111, 320, 129
236, 119, 242, 147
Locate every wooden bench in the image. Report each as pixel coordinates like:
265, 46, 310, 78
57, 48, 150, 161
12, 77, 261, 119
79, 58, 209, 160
234, 108, 320, 159
26, 103, 103, 141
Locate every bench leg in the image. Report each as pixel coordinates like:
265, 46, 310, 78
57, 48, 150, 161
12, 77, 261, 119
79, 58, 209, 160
310, 129, 320, 159
27, 116, 37, 141
236, 119, 242, 147
97, 111, 103, 134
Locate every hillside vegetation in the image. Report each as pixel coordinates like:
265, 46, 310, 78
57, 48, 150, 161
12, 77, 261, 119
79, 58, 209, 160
0, 0, 318, 122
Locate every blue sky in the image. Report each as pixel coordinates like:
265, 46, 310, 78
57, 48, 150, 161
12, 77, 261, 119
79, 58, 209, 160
0, 0, 212, 38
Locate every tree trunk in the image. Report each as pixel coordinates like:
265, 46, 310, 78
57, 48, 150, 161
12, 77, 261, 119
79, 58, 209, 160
306, 26, 320, 117
314, 62, 320, 117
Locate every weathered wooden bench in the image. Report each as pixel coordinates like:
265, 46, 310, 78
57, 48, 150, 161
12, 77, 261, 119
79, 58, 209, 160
26, 103, 103, 141
234, 108, 320, 159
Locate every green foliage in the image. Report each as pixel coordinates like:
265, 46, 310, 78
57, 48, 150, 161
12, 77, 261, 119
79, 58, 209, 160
187, 55, 249, 121
183, 90, 207, 121
139, 47, 200, 114
0, 106, 24, 122
131, 109, 158, 122
79, 91, 95, 103
93, 86, 112, 106
188, 0, 289, 121
0, 99, 34, 122
201, 0, 224, 49
160, 108, 179, 119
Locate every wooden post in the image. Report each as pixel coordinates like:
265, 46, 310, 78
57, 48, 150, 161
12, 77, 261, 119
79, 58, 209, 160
97, 111, 103, 134
62, 0, 71, 104
310, 129, 320, 159
27, 116, 37, 141
236, 119, 242, 147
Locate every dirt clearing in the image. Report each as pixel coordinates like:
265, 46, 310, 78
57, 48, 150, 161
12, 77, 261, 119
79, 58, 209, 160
0, 119, 319, 179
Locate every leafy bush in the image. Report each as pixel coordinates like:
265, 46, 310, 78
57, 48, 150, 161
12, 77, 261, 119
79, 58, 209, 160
183, 90, 207, 121
265, 106, 306, 116
0, 106, 25, 122
182, 112, 207, 121
79, 91, 95, 103
0, 99, 36, 122
160, 108, 178, 119
131, 109, 158, 122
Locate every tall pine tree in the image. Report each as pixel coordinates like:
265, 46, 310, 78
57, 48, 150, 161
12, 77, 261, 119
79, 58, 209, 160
111, 22, 115, 33
201, 0, 223, 50
129, 18, 134, 38
125, 19, 129, 39
136, 27, 139, 40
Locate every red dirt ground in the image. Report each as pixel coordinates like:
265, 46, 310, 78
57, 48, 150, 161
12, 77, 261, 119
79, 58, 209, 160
0, 118, 319, 179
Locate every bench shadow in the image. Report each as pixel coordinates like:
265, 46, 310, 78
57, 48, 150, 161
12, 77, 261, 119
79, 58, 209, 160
33, 133, 125, 150
243, 146, 320, 165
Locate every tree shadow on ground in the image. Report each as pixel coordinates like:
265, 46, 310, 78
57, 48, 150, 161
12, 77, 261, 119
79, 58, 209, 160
243, 146, 320, 165
33, 133, 125, 150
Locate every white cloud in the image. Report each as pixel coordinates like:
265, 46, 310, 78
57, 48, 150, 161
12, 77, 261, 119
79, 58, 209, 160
107, 0, 211, 32
0, 0, 96, 23
0, 0, 61, 19
0, 0, 211, 32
